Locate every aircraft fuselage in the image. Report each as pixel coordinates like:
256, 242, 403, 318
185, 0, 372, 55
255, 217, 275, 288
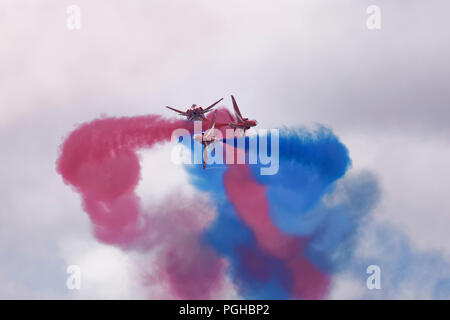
186, 106, 208, 121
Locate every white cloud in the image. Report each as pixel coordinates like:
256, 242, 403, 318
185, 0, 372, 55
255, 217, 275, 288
59, 237, 145, 299
342, 132, 450, 256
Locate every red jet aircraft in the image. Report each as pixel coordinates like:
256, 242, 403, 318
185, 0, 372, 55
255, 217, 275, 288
166, 98, 223, 121
193, 110, 220, 169
226, 95, 257, 136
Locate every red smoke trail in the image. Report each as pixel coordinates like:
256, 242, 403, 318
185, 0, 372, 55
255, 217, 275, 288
57, 115, 190, 244
56, 114, 227, 299
223, 165, 330, 299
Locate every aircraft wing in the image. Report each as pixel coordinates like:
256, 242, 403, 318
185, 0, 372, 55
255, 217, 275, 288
231, 95, 244, 122
203, 145, 209, 169
166, 106, 187, 115
210, 110, 217, 130
203, 98, 224, 112
204, 111, 217, 138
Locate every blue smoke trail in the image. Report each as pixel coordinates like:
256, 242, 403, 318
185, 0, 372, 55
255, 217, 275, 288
248, 127, 352, 235
181, 126, 450, 299
346, 224, 450, 299
181, 126, 380, 298
184, 164, 292, 299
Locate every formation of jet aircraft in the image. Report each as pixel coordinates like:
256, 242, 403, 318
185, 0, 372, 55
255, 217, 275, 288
166, 95, 257, 169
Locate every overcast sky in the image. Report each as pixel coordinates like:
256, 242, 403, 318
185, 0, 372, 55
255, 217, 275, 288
1, 0, 449, 298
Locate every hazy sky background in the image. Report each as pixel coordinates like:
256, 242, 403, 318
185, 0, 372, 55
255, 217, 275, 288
1, 0, 449, 298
